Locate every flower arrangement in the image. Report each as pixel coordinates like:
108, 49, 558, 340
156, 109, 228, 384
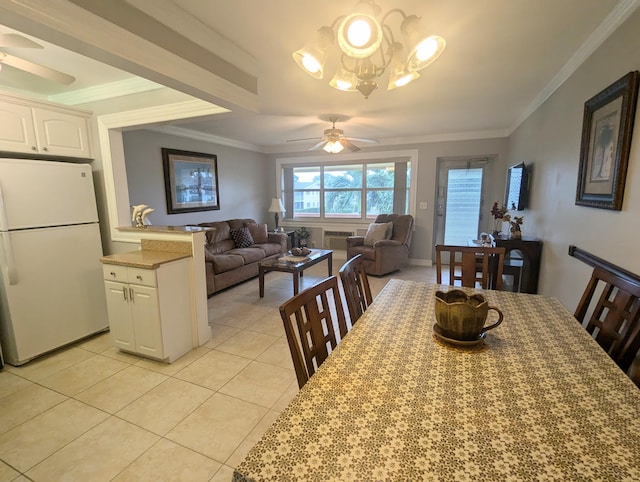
490, 202, 508, 235
491, 202, 524, 238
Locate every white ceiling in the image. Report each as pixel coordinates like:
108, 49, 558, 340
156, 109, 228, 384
0, 0, 637, 153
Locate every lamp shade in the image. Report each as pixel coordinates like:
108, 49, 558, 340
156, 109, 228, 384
268, 198, 286, 213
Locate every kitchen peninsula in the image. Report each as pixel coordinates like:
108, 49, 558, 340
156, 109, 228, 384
101, 225, 212, 362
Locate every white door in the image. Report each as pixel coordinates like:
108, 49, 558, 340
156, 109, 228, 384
434, 157, 492, 248
130, 285, 163, 359
0, 159, 98, 229
0, 223, 107, 364
104, 280, 135, 351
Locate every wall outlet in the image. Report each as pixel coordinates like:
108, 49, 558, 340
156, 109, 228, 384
419, 202, 428, 210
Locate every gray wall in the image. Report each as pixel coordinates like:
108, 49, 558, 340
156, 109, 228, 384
122, 129, 271, 226
507, 7, 640, 310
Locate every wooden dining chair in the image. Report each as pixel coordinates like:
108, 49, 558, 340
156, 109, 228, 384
279, 276, 350, 389
339, 254, 373, 324
569, 246, 640, 384
435, 245, 506, 290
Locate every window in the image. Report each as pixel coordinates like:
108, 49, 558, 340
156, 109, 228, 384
282, 158, 411, 221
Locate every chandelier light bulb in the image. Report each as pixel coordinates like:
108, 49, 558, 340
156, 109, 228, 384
416, 36, 440, 62
347, 19, 372, 47
301, 54, 322, 74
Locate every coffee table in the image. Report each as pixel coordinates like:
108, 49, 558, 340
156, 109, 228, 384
259, 249, 333, 298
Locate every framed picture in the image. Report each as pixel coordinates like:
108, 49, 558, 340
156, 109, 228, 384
576, 71, 639, 210
162, 148, 220, 214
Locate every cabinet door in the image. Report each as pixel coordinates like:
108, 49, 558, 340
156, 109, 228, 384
32, 107, 92, 158
130, 285, 164, 359
104, 280, 135, 351
0, 101, 37, 154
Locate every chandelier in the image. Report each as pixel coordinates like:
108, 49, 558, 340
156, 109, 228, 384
292, 0, 445, 98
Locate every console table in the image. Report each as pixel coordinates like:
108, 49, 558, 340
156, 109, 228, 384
494, 237, 542, 294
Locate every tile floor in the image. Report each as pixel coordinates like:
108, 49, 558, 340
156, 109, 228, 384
0, 256, 435, 482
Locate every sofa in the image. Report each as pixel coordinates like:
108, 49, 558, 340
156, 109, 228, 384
195, 218, 287, 295
346, 214, 414, 276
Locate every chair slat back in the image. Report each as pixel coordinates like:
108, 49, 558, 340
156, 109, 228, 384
569, 246, 640, 384
435, 245, 505, 290
279, 276, 349, 389
574, 266, 640, 373
339, 254, 373, 324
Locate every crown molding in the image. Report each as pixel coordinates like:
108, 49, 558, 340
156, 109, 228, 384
48, 77, 163, 105
510, 0, 640, 134
149, 125, 510, 155
144, 125, 261, 152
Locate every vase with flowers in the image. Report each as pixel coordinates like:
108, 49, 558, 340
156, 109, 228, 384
491, 202, 524, 239
490, 202, 508, 237
503, 213, 524, 239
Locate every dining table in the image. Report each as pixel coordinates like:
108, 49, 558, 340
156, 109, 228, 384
233, 279, 640, 481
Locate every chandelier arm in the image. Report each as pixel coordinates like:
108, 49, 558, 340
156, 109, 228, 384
380, 8, 407, 26
328, 15, 345, 30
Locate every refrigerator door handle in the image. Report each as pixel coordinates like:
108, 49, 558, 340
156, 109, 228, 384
1, 232, 18, 285
0, 183, 9, 231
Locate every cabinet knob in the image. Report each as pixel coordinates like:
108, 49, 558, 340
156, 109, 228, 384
42, 146, 48, 152
110, 271, 116, 277
31, 146, 38, 151
136, 275, 143, 280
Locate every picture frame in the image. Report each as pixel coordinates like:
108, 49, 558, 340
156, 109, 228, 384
576, 71, 639, 210
162, 148, 220, 214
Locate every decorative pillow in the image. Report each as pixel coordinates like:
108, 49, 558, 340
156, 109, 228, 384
230, 226, 254, 248
364, 222, 393, 246
247, 223, 268, 244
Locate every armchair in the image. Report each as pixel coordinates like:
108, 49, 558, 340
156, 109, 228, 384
346, 214, 414, 276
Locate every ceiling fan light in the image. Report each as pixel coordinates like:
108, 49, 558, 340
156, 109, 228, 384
292, 26, 334, 79
323, 139, 345, 154
401, 15, 445, 71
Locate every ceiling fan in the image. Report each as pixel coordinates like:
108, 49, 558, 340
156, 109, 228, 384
0, 33, 76, 85
286, 116, 378, 153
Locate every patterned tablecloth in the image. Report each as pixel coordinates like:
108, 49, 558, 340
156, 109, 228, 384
234, 280, 640, 481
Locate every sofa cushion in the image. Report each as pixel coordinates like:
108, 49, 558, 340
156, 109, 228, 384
227, 247, 266, 264
247, 223, 269, 244
364, 222, 393, 246
230, 227, 254, 248
199, 221, 231, 245
211, 253, 245, 274
253, 242, 282, 257
228, 218, 255, 230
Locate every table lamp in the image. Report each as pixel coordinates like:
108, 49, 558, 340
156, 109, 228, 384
268, 198, 286, 231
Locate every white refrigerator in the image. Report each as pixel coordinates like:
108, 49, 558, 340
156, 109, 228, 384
0, 158, 108, 365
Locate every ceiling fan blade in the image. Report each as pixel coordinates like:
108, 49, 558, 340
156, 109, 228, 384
348, 137, 379, 144
341, 139, 360, 152
0, 33, 43, 49
308, 140, 328, 151
286, 137, 322, 143
0, 52, 75, 84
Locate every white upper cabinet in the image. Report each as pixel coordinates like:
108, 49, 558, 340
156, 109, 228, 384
0, 94, 93, 159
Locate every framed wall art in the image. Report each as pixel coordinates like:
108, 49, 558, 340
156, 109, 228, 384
575, 71, 639, 210
162, 148, 220, 214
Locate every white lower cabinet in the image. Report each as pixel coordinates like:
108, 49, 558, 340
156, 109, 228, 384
103, 259, 192, 362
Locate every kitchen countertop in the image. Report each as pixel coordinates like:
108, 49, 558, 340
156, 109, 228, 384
101, 241, 192, 269
116, 225, 212, 234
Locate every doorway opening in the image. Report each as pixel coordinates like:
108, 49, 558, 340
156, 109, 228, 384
433, 156, 494, 248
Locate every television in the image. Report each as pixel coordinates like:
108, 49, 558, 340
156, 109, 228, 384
505, 162, 529, 211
